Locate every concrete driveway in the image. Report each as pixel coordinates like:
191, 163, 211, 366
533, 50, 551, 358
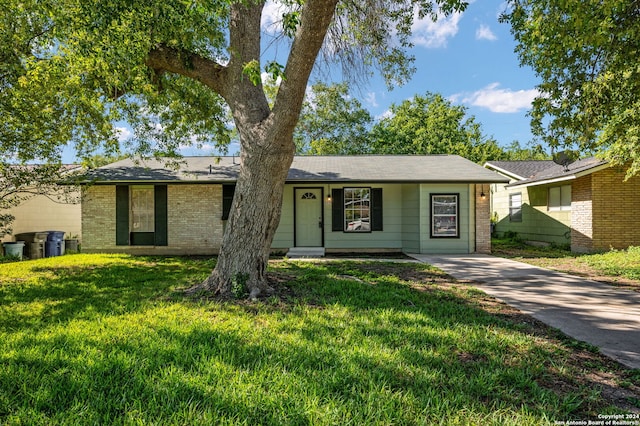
410, 254, 640, 370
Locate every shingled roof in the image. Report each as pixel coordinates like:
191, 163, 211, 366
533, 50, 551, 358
484, 160, 556, 180
485, 157, 609, 188
85, 155, 509, 184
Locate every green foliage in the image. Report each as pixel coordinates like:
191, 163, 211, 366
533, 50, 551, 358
2, 0, 471, 165
231, 272, 249, 299
295, 86, 510, 161
503, 0, 640, 178
584, 246, 640, 281
294, 82, 373, 154
1, 0, 231, 164
369, 92, 504, 163
502, 140, 551, 160
0, 254, 628, 423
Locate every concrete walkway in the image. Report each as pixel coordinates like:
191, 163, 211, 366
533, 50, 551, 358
409, 254, 640, 370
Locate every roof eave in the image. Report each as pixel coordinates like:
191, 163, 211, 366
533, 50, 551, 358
507, 163, 610, 189
483, 163, 526, 181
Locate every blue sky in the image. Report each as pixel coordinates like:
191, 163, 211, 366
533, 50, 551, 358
74, 0, 542, 162
357, 0, 540, 149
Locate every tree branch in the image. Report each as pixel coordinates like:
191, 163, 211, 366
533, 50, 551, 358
145, 45, 229, 100
273, 0, 340, 129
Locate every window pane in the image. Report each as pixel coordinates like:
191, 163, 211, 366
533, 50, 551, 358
432, 194, 458, 237
130, 187, 155, 232
549, 187, 560, 210
549, 185, 571, 211
344, 188, 370, 232
509, 193, 522, 222
561, 185, 571, 210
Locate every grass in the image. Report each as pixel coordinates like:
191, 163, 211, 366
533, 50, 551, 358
492, 238, 640, 290
1, 254, 638, 425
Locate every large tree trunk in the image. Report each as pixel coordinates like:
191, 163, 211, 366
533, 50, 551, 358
187, 135, 294, 299
180, 0, 338, 298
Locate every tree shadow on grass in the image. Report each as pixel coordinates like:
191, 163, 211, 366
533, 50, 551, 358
1, 258, 637, 423
0, 257, 213, 332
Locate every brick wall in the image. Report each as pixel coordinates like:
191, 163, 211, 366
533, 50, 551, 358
167, 184, 223, 253
591, 167, 640, 251
475, 184, 491, 253
82, 184, 224, 255
571, 174, 593, 252
82, 186, 117, 251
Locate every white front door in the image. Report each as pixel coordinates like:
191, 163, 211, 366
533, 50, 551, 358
295, 188, 323, 247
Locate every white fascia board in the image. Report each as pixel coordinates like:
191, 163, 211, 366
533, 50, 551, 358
483, 164, 526, 181
508, 175, 576, 189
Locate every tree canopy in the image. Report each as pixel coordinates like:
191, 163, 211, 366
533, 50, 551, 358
294, 82, 373, 155
503, 0, 640, 177
294, 87, 509, 162
369, 92, 504, 163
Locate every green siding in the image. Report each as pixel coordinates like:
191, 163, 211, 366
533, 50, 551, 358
269, 182, 479, 253
324, 183, 403, 250
401, 184, 421, 252
492, 182, 571, 245
420, 184, 472, 254
271, 186, 295, 249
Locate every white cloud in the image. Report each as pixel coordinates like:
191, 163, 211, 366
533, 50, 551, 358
458, 83, 539, 113
115, 126, 132, 142
261, 71, 283, 87
411, 10, 463, 48
365, 92, 378, 108
261, 1, 284, 33
376, 109, 393, 121
475, 24, 497, 41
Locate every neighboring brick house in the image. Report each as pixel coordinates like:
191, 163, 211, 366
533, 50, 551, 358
81, 155, 508, 256
485, 158, 640, 253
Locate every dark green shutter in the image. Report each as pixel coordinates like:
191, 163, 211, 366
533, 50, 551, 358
222, 184, 235, 220
331, 188, 344, 231
115, 185, 129, 245
371, 188, 383, 231
154, 185, 168, 246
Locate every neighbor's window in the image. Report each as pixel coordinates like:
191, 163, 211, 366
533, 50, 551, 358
130, 186, 155, 232
549, 185, 571, 211
431, 194, 459, 237
344, 187, 370, 232
509, 193, 522, 222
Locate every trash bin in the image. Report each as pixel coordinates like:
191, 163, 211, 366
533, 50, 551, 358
45, 241, 60, 257
45, 231, 65, 257
29, 242, 44, 259
15, 232, 48, 259
3, 241, 25, 260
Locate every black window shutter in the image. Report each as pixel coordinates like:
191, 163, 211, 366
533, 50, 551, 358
115, 185, 129, 246
371, 188, 383, 231
331, 188, 344, 231
222, 184, 235, 220
154, 185, 168, 246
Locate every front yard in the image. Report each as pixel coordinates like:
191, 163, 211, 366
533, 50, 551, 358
0, 254, 638, 424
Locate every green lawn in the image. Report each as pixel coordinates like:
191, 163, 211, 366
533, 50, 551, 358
0, 254, 637, 425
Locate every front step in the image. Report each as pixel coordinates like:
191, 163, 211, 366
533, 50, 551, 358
286, 247, 326, 259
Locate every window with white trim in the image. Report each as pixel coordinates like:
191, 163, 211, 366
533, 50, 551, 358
509, 193, 522, 222
344, 187, 370, 232
431, 194, 459, 237
549, 185, 571, 211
